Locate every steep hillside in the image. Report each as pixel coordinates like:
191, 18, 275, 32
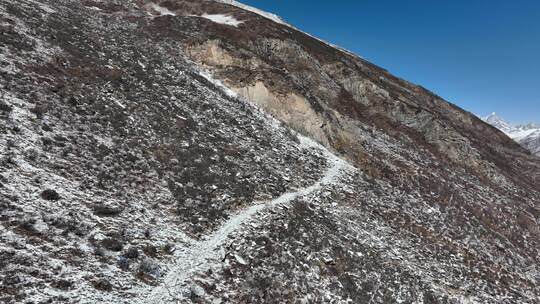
171, 0, 540, 188
0, 1, 539, 303
484, 113, 540, 157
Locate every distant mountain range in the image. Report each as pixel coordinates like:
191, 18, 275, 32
484, 113, 540, 156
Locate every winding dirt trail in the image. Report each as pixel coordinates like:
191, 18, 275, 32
140, 137, 347, 303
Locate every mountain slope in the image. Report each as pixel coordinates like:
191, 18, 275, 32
174, 0, 539, 189
0, 1, 539, 303
484, 113, 540, 156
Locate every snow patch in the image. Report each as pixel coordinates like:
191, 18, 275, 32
197, 69, 238, 98
150, 3, 176, 16
200, 14, 244, 27
215, 0, 286, 25
214, 0, 361, 59
137, 60, 146, 69
113, 99, 126, 109
36, 2, 56, 14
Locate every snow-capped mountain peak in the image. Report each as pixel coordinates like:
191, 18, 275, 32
517, 122, 540, 130
483, 113, 540, 156
484, 112, 512, 132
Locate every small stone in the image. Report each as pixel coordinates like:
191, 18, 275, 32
234, 254, 249, 266
41, 189, 60, 201
124, 246, 139, 259
323, 257, 334, 265
52, 279, 73, 290
101, 238, 123, 251
117, 256, 130, 271
0, 101, 12, 112
92, 203, 124, 217
190, 284, 206, 298
92, 278, 113, 292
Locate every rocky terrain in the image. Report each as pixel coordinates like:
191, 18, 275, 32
0, 1, 539, 303
484, 113, 540, 157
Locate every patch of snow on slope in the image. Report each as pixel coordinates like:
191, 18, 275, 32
27, 0, 56, 14
150, 3, 176, 16
197, 69, 238, 98
215, 0, 286, 25
214, 0, 361, 58
201, 13, 243, 27
112, 99, 126, 109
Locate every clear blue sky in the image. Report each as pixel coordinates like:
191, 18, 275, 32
241, 0, 540, 124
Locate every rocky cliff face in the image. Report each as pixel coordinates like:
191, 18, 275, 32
1, 1, 539, 303
484, 113, 540, 157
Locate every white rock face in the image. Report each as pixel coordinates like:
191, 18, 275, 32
484, 113, 540, 156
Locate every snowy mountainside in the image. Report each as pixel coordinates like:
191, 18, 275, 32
0, 1, 539, 303
484, 113, 540, 156
484, 112, 514, 133
215, 0, 287, 25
